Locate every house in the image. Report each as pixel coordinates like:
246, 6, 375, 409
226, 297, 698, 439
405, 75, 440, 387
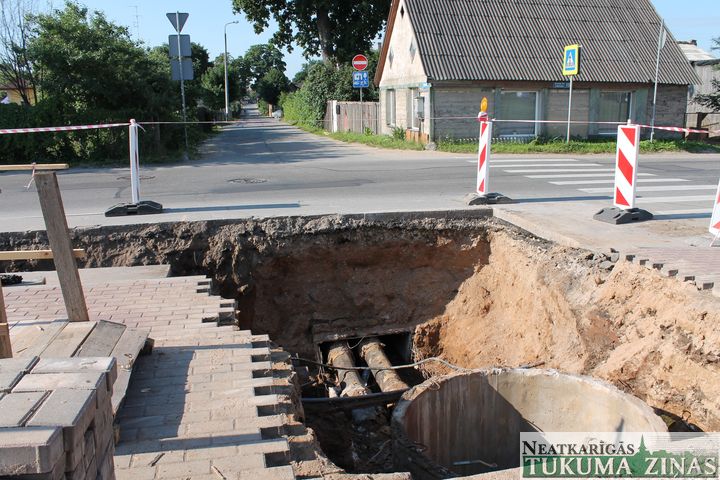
0, 83, 36, 105
678, 40, 719, 137
374, 0, 700, 143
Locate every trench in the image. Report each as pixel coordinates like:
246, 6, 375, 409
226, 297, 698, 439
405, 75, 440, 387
2, 212, 719, 478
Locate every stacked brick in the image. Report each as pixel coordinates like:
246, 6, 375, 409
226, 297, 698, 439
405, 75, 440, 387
0, 356, 117, 480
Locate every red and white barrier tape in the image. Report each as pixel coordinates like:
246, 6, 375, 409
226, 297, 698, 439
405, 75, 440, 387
0, 122, 129, 135
635, 124, 717, 135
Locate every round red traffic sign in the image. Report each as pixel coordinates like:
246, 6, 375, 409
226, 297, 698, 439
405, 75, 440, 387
352, 54, 368, 71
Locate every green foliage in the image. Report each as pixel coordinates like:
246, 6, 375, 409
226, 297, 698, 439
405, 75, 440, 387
231, 0, 390, 63
255, 68, 289, 105
200, 54, 242, 111
240, 43, 286, 88
391, 126, 406, 141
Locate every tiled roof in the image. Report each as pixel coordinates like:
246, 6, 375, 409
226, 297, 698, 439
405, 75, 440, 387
402, 0, 699, 84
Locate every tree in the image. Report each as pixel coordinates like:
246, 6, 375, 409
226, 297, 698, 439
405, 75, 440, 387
0, 0, 38, 104
293, 59, 322, 85
240, 43, 285, 88
694, 37, 720, 112
231, 0, 390, 63
200, 54, 242, 110
255, 68, 289, 105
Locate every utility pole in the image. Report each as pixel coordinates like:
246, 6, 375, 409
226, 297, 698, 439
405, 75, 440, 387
224, 21, 239, 121
650, 18, 666, 142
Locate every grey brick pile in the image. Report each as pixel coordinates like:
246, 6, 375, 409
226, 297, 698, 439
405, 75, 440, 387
0, 356, 117, 480
625, 247, 720, 297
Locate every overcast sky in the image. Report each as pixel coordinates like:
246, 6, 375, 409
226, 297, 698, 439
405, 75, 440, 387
40, 0, 719, 78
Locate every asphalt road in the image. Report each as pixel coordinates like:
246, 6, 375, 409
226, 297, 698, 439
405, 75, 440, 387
1, 108, 719, 251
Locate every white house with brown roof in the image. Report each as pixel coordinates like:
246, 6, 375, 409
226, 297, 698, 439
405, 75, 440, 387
374, 0, 700, 143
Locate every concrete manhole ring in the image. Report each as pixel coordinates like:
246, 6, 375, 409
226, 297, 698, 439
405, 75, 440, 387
227, 178, 268, 184
117, 175, 155, 181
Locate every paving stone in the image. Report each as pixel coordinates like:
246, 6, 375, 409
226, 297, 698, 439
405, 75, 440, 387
0, 356, 39, 374
13, 371, 107, 395
0, 391, 47, 427
0, 371, 24, 394
0, 426, 64, 475
26, 388, 97, 450
33, 357, 118, 392
155, 459, 211, 478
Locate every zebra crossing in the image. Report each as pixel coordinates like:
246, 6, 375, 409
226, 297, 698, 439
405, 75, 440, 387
476, 158, 716, 215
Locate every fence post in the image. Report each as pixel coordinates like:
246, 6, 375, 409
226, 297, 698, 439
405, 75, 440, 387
35, 172, 90, 322
0, 283, 11, 359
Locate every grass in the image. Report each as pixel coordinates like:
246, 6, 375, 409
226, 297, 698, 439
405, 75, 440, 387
437, 137, 720, 155
284, 120, 425, 151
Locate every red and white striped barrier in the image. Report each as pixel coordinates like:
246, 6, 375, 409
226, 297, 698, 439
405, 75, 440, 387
710, 178, 720, 238
613, 124, 641, 210
0, 122, 129, 135
476, 118, 492, 196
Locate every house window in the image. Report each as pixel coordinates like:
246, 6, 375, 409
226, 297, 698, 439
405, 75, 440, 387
386, 90, 396, 126
598, 91, 631, 135
499, 91, 538, 137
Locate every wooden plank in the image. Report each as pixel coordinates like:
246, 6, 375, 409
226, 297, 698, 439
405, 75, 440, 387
0, 249, 85, 261
0, 164, 69, 171
0, 284, 11, 359
109, 328, 149, 371
34, 172, 89, 322
20, 321, 68, 358
75, 320, 125, 357
41, 322, 96, 357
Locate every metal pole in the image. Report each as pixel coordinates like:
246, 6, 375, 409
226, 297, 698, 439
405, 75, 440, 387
650, 18, 665, 143
566, 76, 573, 143
224, 21, 238, 121
129, 119, 140, 204
360, 87, 363, 133
176, 12, 189, 155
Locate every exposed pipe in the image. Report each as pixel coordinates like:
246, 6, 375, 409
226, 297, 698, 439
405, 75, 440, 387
327, 341, 369, 397
359, 338, 409, 392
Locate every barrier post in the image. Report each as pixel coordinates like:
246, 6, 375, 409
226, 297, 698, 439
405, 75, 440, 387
105, 120, 163, 217
593, 123, 653, 224
710, 178, 720, 246
466, 98, 512, 205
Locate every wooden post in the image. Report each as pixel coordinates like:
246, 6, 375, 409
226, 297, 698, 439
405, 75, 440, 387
34, 172, 89, 322
0, 283, 11, 358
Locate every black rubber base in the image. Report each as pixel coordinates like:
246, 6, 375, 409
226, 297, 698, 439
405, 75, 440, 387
465, 192, 514, 205
105, 201, 163, 217
593, 207, 653, 225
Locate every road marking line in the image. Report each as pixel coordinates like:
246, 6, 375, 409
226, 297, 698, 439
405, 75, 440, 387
505, 168, 613, 173
580, 185, 717, 194
484, 158, 581, 164
527, 173, 655, 179
636, 195, 714, 204
491, 163, 600, 168
550, 178, 687, 185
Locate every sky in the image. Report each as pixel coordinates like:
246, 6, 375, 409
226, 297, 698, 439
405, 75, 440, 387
38, 0, 720, 79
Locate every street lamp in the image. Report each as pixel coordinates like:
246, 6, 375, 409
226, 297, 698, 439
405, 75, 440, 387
224, 20, 239, 120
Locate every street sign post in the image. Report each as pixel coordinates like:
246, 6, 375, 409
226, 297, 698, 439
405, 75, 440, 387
352, 71, 370, 88
563, 44, 581, 143
352, 54, 368, 71
167, 12, 190, 156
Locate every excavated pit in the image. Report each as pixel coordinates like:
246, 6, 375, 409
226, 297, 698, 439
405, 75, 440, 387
392, 369, 668, 479
2, 211, 720, 477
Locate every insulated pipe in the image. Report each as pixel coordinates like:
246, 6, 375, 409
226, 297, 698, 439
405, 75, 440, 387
327, 341, 369, 397
359, 338, 409, 392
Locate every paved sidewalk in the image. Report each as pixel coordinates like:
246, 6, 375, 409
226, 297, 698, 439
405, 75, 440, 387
3, 273, 297, 480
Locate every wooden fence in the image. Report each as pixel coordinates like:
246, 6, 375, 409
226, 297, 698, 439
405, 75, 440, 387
324, 101, 381, 135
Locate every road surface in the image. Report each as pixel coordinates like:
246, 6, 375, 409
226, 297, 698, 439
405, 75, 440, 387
1, 108, 718, 252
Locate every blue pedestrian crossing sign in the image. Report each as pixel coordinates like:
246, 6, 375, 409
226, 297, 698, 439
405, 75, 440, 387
563, 44, 580, 76
353, 71, 370, 88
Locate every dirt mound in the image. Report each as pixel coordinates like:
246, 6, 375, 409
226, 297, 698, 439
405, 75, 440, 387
414, 230, 720, 431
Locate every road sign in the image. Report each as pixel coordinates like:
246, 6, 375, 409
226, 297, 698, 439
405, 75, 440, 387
169, 35, 191, 57
353, 71, 369, 88
167, 12, 189, 33
352, 54, 368, 71
563, 44, 580, 76
710, 179, 720, 237
171, 58, 194, 81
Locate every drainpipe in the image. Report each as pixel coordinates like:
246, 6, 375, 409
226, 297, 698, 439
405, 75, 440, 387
359, 338, 409, 392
